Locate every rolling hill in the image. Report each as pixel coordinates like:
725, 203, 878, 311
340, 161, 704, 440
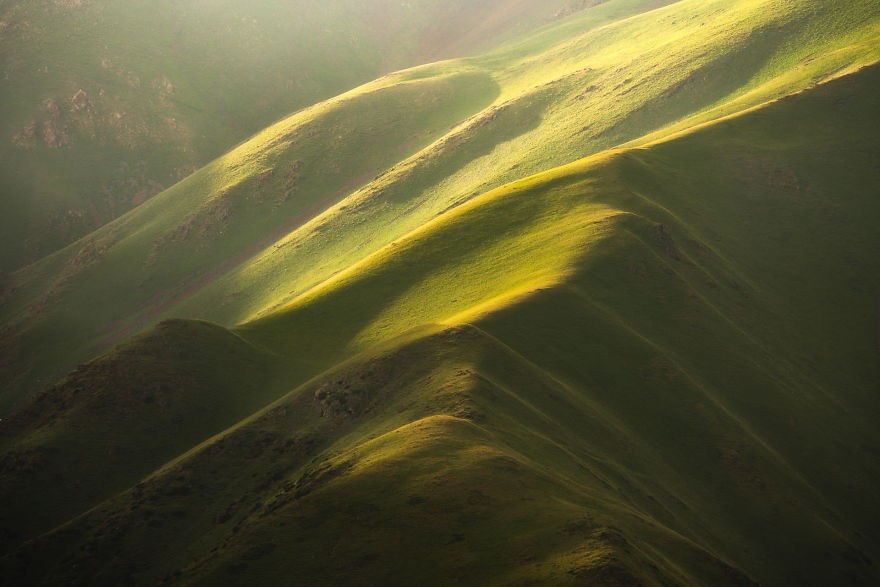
0, 0, 600, 273
1, 0, 879, 585
3, 0, 878, 411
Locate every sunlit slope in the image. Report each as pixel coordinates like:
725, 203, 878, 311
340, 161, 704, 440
0, 0, 594, 272
3, 62, 879, 585
234, 63, 880, 586
0, 67, 501, 409
3, 0, 878, 411
0, 147, 623, 550
179, 0, 880, 326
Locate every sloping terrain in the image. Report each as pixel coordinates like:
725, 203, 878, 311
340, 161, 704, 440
2, 55, 879, 585
1, 0, 879, 584
0, 0, 598, 272
3, 0, 878, 412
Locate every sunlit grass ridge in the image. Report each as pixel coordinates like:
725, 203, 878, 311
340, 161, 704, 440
1, 1, 879, 584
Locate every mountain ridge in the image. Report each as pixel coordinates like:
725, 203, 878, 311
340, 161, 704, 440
1, 1, 879, 584
3, 0, 877, 412
3, 56, 879, 584
0, 0, 608, 272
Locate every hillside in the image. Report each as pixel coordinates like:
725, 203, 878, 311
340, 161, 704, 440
0, 0, 598, 272
2, 58, 879, 585
3, 0, 878, 412
1, 0, 879, 584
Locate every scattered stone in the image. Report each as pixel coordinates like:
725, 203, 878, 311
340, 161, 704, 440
154, 75, 175, 96
71, 89, 89, 111
11, 121, 38, 149
42, 119, 69, 148
314, 382, 371, 420
44, 98, 60, 116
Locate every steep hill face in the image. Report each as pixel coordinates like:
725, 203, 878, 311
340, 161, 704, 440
3, 0, 877, 412
2, 55, 879, 586
0, 0, 601, 272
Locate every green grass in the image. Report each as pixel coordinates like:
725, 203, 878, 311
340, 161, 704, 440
2, 58, 879, 585
0, 319, 278, 549
4, 0, 878, 413
2, 0, 880, 584
0, 0, 591, 272
0, 327, 757, 585
0, 65, 501, 410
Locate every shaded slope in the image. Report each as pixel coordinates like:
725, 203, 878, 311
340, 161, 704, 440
3, 326, 756, 586
0, 319, 276, 551
4, 0, 879, 411
2, 62, 879, 585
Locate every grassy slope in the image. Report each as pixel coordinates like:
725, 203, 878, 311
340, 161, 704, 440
0, 66, 502, 409
187, 0, 880, 326
0, 319, 278, 550
2, 62, 878, 585
0, 0, 591, 273
0, 0, 661, 410
3, 0, 878, 412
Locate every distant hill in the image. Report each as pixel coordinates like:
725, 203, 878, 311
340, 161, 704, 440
0, 0, 601, 272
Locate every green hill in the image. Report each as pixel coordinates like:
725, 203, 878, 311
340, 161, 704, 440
3, 47, 880, 587
0, 0, 599, 273
3, 0, 877, 412
1, 0, 879, 584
